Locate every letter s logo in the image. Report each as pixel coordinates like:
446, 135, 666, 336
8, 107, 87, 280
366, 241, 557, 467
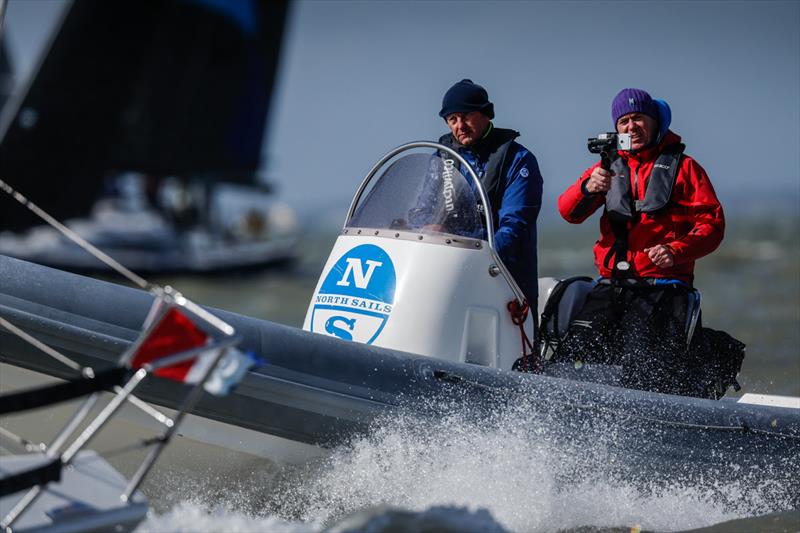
325, 316, 356, 340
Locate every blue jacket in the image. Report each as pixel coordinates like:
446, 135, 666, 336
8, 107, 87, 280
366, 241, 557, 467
439, 126, 543, 305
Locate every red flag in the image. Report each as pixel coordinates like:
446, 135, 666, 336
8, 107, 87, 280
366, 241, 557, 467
130, 307, 209, 382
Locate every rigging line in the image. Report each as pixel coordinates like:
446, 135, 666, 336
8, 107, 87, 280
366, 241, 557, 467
0, 178, 152, 290
89, 435, 168, 461
114, 386, 174, 428
0, 314, 87, 375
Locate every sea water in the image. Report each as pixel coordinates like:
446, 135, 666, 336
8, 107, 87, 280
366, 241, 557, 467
122, 217, 798, 531
137, 404, 794, 532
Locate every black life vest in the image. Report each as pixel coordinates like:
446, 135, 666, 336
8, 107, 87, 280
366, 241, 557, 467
438, 127, 520, 229
603, 143, 685, 276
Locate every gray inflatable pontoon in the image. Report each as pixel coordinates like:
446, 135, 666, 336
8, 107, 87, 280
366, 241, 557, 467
1, 254, 799, 508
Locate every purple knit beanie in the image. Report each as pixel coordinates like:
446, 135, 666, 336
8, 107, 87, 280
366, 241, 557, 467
611, 88, 659, 125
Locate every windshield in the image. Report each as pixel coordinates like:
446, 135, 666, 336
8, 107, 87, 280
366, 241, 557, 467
348, 152, 486, 240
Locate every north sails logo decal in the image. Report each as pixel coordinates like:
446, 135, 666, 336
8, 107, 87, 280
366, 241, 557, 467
311, 244, 396, 344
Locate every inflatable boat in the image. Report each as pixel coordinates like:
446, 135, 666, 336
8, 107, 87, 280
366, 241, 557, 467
1, 142, 798, 508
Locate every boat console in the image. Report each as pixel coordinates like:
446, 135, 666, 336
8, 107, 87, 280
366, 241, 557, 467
303, 142, 533, 370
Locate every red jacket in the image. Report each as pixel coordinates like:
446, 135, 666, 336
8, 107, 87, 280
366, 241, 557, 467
558, 131, 724, 283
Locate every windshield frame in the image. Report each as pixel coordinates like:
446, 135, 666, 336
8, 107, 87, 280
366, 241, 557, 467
344, 141, 525, 305
346, 141, 495, 247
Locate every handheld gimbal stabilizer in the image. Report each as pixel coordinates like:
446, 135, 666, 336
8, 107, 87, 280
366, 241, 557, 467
587, 133, 631, 170
586, 132, 634, 275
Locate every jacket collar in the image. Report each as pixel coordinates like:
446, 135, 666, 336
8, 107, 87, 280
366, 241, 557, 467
451, 124, 519, 160
620, 130, 682, 163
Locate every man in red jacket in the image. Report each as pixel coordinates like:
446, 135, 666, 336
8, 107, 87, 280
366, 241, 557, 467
555, 88, 725, 395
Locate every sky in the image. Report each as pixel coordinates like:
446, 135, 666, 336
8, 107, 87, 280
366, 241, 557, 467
3, 0, 799, 223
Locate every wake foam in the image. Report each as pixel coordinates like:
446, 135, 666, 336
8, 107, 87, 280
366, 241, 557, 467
142, 394, 796, 532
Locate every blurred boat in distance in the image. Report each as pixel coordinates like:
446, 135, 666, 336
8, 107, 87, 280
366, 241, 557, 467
0, 0, 297, 273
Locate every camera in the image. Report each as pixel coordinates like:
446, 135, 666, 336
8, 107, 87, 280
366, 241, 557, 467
587, 132, 632, 154
587, 132, 632, 170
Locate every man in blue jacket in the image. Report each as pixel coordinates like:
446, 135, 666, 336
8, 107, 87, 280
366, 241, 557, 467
436, 79, 544, 307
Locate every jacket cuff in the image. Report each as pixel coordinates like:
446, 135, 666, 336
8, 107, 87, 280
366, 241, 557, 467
664, 243, 679, 260
580, 178, 594, 196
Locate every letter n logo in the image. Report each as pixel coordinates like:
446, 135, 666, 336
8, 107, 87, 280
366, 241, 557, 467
336, 258, 383, 289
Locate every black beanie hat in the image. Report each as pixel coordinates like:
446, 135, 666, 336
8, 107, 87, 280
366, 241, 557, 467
439, 79, 495, 119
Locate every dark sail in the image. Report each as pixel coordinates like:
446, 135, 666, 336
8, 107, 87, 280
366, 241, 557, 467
0, 0, 289, 231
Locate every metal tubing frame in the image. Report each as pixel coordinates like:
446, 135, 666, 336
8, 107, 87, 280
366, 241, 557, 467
1, 371, 147, 530
121, 343, 235, 501
47, 393, 101, 453
1, 289, 241, 529
344, 141, 527, 305
60, 369, 148, 463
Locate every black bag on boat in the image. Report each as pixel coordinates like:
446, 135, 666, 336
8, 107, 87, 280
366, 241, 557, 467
687, 327, 746, 399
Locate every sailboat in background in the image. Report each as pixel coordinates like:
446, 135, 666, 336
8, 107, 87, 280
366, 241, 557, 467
0, 0, 297, 273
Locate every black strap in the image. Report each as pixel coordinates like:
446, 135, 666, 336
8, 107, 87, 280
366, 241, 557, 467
0, 367, 128, 415
604, 216, 634, 278
602, 150, 632, 277
0, 457, 63, 497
